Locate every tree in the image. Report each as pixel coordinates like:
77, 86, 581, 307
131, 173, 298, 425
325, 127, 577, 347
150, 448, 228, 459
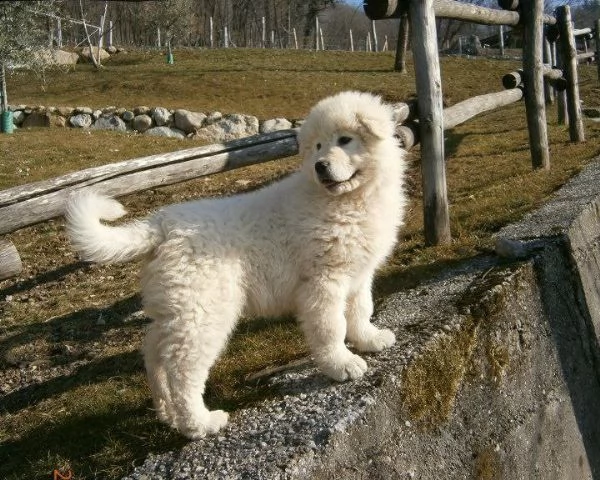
0, 1, 58, 114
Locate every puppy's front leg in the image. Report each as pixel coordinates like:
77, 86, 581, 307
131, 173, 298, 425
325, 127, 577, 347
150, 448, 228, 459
346, 279, 396, 352
296, 282, 368, 381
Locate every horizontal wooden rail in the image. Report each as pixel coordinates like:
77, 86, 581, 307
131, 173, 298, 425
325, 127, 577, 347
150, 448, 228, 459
573, 27, 592, 38
577, 52, 595, 62
502, 66, 567, 90
364, 0, 556, 25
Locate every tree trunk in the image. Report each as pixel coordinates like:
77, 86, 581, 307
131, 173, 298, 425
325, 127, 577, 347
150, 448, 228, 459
394, 13, 410, 73
0, 64, 8, 112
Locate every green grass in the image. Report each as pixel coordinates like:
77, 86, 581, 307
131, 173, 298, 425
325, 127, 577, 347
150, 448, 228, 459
1, 49, 599, 479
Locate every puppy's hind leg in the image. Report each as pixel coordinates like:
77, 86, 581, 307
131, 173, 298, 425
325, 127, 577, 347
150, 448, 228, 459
162, 292, 242, 439
143, 321, 176, 425
345, 277, 395, 353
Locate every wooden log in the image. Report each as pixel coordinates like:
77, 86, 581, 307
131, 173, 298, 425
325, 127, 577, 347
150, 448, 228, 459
366, 0, 556, 25
0, 130, 300, 235
557, 5, 585, 142
521, 0, 550, 170
573, 27, 592, 38
0, 238, 22, 281
502, 67, 567, 91
409, 0, 450, 246
543, 38, 555, 104
443, 88, 523, 129
596, 19, 600, 81
577, 51, 595, 62
394, 13, 410, 73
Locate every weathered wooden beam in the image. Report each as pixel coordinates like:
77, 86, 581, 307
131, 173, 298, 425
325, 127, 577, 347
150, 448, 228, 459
573, 27, 592, 38
365, 0, 556, 25
543, 38, 555, 105
557, 5, 585, 142
394, 13, 410, 73
409, 0, 451, 246
502, 66, 567, 91
0, 130, 300, 235
577, 51, 595, 62
0, 239, 22, 281
521, 0, 550, 170
596, 19, 600, 81
443, 88, 523, 130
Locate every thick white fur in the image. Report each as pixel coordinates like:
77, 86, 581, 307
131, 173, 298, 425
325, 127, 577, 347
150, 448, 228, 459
65, 91, 407, 439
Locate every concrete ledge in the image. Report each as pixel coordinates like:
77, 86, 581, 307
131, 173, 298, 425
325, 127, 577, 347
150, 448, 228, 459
125, 159, 600, 480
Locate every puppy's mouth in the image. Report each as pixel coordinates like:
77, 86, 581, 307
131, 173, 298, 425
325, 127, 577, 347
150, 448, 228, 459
319, 170, 362, 193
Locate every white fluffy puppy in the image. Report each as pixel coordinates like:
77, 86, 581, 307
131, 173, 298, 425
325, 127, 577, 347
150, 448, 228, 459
66, 91, 407, 439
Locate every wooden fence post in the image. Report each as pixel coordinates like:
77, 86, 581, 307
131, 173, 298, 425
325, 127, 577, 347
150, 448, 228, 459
595, 19, 600, 81
499, 24, 505, 56
394, 13, 410, 72
556, 5, 585, 142
543, 37, 555, 104
521, 0, 550, 169
0, 239, 22, 281
409, 0, 451, 245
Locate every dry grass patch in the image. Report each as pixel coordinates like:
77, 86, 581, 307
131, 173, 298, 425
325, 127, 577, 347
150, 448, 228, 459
0, 50, 599, 479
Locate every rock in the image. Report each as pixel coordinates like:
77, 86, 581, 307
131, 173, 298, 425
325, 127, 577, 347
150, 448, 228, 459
21, 112, 50, 128
51, 49, 80, 66
144, 126, 186, 139
206, 111, 223, 125
174, 109, 206, 134
49, 115, 67, 128
106, 45, 118, 54
92, 110, 102, 120
102, 106, 117, 115
74, 106, 93, 115
122, 110, 135, 122
134, 106, 151, 115
56, 106, 74, 116
195, 114, 259, 142
92, 115, 127, 131
12, 111, 25, 126
79, 46, 111, 63
115, 107, 127, 116
132, 114, 153, 132
152, 107, 173, 127
260, 118, 292, 134
69, 114, 93, 128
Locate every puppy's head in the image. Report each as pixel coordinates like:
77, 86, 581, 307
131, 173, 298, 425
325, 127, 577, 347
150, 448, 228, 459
298, 91, 396, 196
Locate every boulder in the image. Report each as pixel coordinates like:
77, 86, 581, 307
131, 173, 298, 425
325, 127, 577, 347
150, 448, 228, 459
49, 115, 67, 128
106, 45, 118, 54
205, 111, 223, 125
174, 109, 206, 134
260, 118, 292, 134
132, 114, 153, 133
92, 115, 127, 131
152, 107, 173, 127
56, 106, 74, 116
21, 112, 50, 128
122, 110, 135, 122
12, 111, 25, 126
51, 49, 79, 66
144, 126, 186, 139
70, 113, 93, 128
134, 106, 151, 116
79, 46, 111, 63
74, 106, 93, 115
92, 110, 102, 120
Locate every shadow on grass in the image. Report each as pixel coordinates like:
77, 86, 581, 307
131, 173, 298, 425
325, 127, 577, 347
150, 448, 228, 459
0, 261, 92, 298
0, 403, 187, 480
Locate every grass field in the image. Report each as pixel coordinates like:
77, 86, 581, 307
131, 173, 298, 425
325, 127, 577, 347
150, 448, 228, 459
1, 48, 599, 479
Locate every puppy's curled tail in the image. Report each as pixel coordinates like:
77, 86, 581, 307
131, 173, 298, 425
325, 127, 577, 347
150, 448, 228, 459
65, 189, 163, 264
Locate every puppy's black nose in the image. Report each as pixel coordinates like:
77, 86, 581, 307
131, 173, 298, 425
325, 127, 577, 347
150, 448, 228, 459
315, 161, 329, 175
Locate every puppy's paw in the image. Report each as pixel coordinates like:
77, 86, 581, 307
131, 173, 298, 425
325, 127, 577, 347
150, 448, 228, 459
318, 348, 368, 382
353, 327, 396, 353
179, 409, 229, 439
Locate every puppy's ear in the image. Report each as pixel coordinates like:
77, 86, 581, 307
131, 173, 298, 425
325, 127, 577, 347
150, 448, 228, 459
355, 113, 391, 140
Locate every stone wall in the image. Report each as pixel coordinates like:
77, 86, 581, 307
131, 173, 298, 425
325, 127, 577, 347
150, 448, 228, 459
10, 104, 297, 143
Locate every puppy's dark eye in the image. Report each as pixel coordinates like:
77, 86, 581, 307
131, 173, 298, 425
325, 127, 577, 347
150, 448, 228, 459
338, 136, 352, 146
316, 143, 322, 150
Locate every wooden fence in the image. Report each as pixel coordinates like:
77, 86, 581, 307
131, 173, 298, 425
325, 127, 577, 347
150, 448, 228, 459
365, 0, 588, 245
0, 0, 594, 280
